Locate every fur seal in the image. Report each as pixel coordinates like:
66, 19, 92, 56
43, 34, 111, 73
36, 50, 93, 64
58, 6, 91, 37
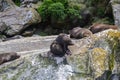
69, 27, 93, 39
89, 23, 118, 33
49, 33, 74, 57
0, 52, 20, 65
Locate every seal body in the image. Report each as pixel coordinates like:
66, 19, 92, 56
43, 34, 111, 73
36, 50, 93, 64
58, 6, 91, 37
0, 52, 20, 65
49, 33, 74, 57
69, 27, 92, 39
89, 24, 118, 33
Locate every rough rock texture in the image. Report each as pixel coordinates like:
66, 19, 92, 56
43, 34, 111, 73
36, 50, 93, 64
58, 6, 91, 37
67, 31, 109, 79
0, 0, 41, 36
0, 0, 16, 12
20, 0, 42, 8
68, 29, 120, 79
20, 0, 41, 4
111, 0, 120, 27
0, 29, 120, 80
0, 35, 6, 42
0, 22, 8, 33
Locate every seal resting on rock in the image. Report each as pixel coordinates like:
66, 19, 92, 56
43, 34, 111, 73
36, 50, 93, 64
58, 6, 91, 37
89, 23, 118, 33
0, 52, 20, 65
48, 33, 74, 57
69, 27, 93, 39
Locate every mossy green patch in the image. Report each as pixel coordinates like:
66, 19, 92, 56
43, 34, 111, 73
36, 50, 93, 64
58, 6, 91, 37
91, 48, 108, 78
107, 30, 120, 71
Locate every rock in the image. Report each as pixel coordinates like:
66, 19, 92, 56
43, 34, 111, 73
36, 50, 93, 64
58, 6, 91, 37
22, 30, 34, 37
20, 0, 41, 8
0, 29, 120, 80
0, 36, 57, 52
109, 74, 120, 80
0, 7, 41, 36
21, 28, 35, 37
32, 34, 40, 37
111, 0, 120, 27
0, 0, 16, 12
0, 0, 41, 36
95, 70, 112, 80
21, 0, 39, 3
67, 29, 120, 79
0, 22, 8, 33
0, 35, 6, 42
3, 35, 23, 41
90, 48, 108, 78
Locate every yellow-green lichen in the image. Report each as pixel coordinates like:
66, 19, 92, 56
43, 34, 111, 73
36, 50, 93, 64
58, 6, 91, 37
91, 48, 108, 78
107, 30, 120, 71
104, 30, 120, 80
107, 30, 120, 39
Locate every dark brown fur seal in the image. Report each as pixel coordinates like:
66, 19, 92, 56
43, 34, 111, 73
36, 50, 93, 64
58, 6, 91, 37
0, 52, 20, 65
89, 23, 118, 33
49, 33, 74, 57
69, 27, 93, 39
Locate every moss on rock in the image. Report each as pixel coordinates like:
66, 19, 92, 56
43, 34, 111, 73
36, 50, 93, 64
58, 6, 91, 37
91, 48, 108, 78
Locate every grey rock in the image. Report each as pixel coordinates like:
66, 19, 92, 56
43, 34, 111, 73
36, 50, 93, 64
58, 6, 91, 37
0, 0, 41, 36
22, 28, 35, 37
3, 35, 23, 41
0, 35, 56, 52
0, 29, 120, 80
20, 0, 41, 8
21, 0, 39, 3
111, 0, 120, 28
0, 21, 8, 33
0, 0, 16, 12
109, 74, 120, 80
0, 35, 6, 42
0, 7, 41, 36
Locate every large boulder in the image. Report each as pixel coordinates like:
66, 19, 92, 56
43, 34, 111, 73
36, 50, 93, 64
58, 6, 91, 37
0, 0, 41, 36
0, 29, 120, 80
68, 29, 120, 80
